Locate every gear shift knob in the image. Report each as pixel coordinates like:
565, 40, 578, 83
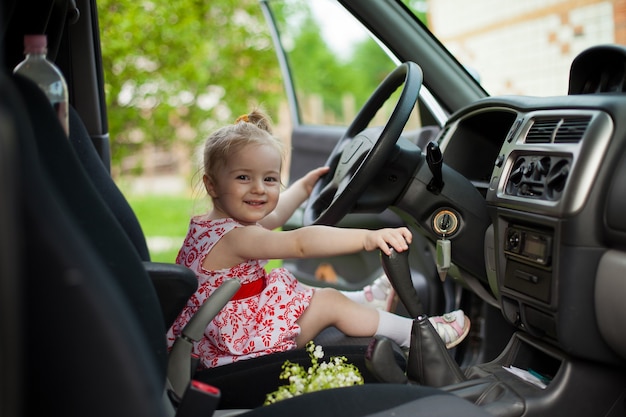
380, 247, 424, 318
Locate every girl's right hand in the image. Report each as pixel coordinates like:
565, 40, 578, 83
299, 166, 330, 196
364, 227, 413, 256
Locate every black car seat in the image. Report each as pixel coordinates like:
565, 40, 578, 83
3, 68, 493, 417
0, 72, 22, 417
2, 71, 169, 417
13, 72, 170, 376
68, 105, 152, 262
67, 104, 199, 328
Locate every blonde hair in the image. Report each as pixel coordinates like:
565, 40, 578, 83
202, 110, 284, 183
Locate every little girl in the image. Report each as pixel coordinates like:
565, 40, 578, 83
166, 110, 470, 369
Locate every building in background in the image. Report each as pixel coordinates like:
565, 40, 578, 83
428, 0, 626, 96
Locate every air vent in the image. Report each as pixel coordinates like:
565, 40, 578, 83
554, 116, 591, 143
505, 155, 570, 201
526, 118, 560, 143
525, 116, 591, 144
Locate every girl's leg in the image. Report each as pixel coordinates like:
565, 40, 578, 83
295, 288, 412, 348
295, 287, 471, 350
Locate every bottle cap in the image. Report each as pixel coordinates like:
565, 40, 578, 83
24, 34, 47, 54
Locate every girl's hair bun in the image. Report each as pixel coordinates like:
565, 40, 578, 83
235, 110, 273, 134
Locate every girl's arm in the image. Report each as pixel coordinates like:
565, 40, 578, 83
204, 224, 412, 271
259, 166, 329, 230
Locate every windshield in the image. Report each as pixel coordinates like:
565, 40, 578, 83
402, 0, 616, 96
267, 0, 614, 129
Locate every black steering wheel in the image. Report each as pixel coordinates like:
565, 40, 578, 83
303, 62, 423, 226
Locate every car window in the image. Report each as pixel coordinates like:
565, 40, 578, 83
269, 0, 422, 129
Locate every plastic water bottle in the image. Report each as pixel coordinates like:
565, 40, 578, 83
13, 34, 69, 136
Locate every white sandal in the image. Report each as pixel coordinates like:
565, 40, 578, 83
363, 275, 396, 311
429, 310, 471, 349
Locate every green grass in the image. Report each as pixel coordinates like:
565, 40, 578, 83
126, 193, 199, 263
125, 191, 283, 271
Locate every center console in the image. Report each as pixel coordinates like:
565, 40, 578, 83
484, 109, 614, 352
502, 225, 553, 304
461, 107, 626, 415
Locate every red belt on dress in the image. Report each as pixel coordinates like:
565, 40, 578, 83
231, 278, 266, 300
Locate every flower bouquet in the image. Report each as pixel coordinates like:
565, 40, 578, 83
264, 341, 364, 405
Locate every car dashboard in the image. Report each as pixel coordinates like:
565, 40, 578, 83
414, 46, 626, 415
441, 91, 626, 363
431, 45, 626, 370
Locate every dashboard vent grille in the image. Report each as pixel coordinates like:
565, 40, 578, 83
554, 116, 592, 143
526, 116, 591, 144
526, 118, 561, 143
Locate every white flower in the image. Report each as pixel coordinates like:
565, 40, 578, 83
313, 345, 324, 359
264, 341, 364, 405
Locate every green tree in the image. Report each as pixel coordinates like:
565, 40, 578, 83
97, 0, 284, 173
286, 14, 350, 117
272, 0, 397, 124
348, 40, 396, 108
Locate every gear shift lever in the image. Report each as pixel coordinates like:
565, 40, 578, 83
376, 247, 466, 387
381, 246, 424, 317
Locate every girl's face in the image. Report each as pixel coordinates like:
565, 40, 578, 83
204, 143, 282, 225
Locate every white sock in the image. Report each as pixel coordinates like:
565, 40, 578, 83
341, 290, 368, 304
374, 310, 413, 349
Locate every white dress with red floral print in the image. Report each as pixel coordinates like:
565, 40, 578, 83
166, 217, 314, 369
